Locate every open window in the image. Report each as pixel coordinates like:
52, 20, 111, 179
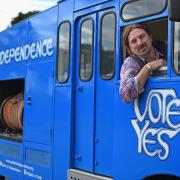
122, 18, 168, 77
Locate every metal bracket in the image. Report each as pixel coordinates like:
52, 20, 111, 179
67, 169, 113, 180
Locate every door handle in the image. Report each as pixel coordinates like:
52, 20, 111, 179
26, 96, 32, 105
77, 86, 83, 92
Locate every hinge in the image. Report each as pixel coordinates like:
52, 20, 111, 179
50, 128, 54, 138
52, 69, 55, 78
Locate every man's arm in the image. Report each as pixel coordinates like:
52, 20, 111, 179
136, 59, 167, 92
120, 58, 140, 103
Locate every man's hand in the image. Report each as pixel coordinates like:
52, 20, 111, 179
148, 59, 167, 71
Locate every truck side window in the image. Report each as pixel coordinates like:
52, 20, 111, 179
80, 19, 93, 81
100, 13, 116, 80
174, 22, 180, 74
122, 18, 168, 77
57, 21, 71, 83
121, 0, 166, 22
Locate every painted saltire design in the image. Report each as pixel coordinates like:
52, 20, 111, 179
131, 89, 180, 160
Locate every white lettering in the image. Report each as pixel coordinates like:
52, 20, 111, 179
0, 38, 54, 65
142, 128, 161, 157
148, 94, 162, 124
0, 159, 42, 179
47, 38, 53, 56
15, 47, 21, 62
30, 43, 36, 59
131, 120, 149, 153
166, 99, 180, 129
132, 89, 180, 161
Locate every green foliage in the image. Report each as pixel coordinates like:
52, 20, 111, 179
10, 11, 40, 25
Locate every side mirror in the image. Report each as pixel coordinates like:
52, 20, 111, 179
168, 0, 180, 22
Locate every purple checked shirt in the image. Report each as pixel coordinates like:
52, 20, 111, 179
119, 40, 166, 103
119, 50, 164, 103
119, 56, 141, 103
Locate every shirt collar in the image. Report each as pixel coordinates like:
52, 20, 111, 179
138, 48, 163, 63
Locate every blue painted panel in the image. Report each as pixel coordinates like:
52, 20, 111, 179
25, 148, 49, 167
0, 141, 21, 159
53, 86, 73, 180
114, 81, 180, 179
27, 6, 57, 64
0, 21, 28, 80
95, 81, 115, 176
74, 0, 113, 11
23, 61, 54, 145
58, 0, 73, 22
74, 82, 95, 170
24, 142, 52, 180
73, 14, 96, 171
0, 140, 23, 180
53, 1, 74, 179
57, 0, 74, 85
94, 9, 116, 177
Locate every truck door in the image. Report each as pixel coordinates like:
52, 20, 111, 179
24, 62, 54, 145
74, 10, 116, 176
74, 14, 96, 171
94, 10, 116, 176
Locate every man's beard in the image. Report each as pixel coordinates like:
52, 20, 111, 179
139, 44, 148, 53
138, 44, 151, 57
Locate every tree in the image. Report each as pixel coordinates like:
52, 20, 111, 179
10, 11, 40, 26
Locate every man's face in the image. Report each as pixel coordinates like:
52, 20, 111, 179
128, 28, 153, 57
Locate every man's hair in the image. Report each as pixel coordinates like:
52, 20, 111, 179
123, 24, 151, 57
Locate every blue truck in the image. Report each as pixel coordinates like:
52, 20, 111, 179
0, 0, 179, 179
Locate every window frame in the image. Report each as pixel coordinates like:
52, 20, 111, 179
57, 20, 71, 84
100, 11, 116, 80
120, 19, 168, 79
172, 22, 180, 75
121, 0, 167, 22
79, 18, 94, 82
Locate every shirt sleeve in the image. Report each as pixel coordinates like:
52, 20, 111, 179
119, 58, 141, 103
